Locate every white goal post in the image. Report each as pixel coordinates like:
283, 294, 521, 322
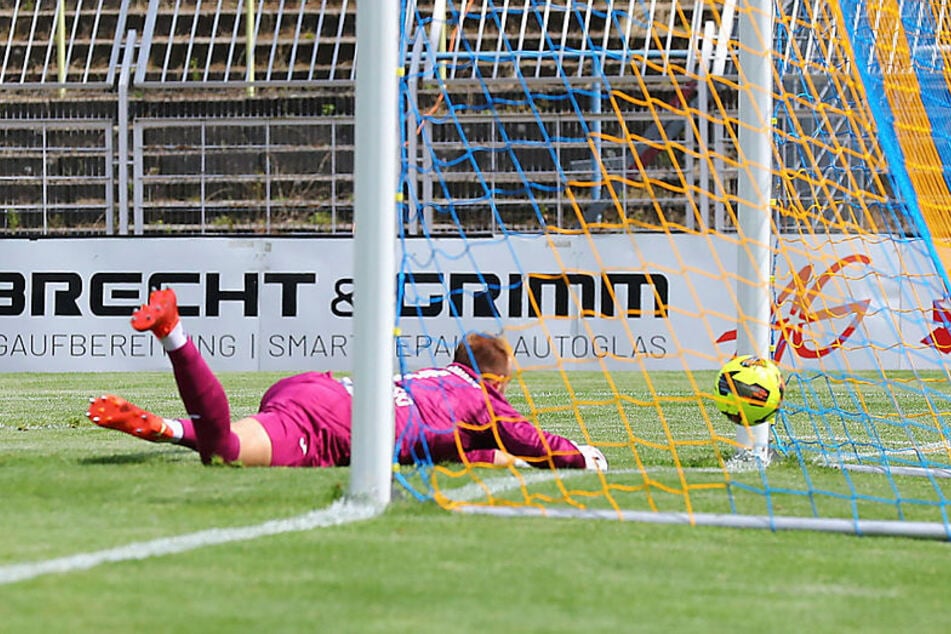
347, 0, 400, 507
734, 0, 774, 455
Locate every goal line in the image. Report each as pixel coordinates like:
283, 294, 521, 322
454, 505, 951, 540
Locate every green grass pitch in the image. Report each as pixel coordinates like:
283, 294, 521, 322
2, 371, 951, 633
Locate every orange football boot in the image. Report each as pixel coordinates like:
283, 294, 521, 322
86, 394, 173, 442
131, 288, 180, 338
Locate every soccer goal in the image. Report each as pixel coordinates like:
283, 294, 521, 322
351, 0, 951, 538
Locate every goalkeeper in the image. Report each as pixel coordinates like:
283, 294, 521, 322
86, 288, 607, 472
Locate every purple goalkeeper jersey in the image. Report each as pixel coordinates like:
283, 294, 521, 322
251, 363, 585, 469
393, 363, 585, 469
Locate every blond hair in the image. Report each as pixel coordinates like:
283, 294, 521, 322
453, 333, 512, 378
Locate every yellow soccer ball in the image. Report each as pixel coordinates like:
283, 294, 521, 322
714, 355, 785, 424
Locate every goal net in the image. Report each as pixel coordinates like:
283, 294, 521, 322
394, 0, 951, 537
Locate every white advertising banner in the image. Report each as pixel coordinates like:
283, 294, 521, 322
0, 234, 946, 372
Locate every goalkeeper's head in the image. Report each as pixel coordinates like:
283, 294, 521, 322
453, 333, 514, 394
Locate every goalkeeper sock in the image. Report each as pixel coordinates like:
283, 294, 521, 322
167, 340, 240, 464
161, 321, 188, 352
165, 418, 198, 450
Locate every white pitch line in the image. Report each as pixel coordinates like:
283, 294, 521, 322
0, 464, 791, 586
0, 468, 606, 586
0, 498, 381, 586
442, 467, 652, 502
443, 469, 575, 501
0, 469, 567, 586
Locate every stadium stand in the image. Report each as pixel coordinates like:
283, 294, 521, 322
0, 0, 703, 236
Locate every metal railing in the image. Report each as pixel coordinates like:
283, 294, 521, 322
0, 0, 359, 89
0, 1, 876, 237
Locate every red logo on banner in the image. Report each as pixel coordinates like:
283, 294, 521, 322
717, 255, 872, 361
920, 299, 951, 353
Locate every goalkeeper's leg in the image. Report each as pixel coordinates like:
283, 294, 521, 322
132, 288, 249, 465
86, 390, 275, 466
86, 393, 197, 447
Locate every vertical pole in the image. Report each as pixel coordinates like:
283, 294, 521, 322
421, 3, 440, 232
57, 0, 66, 95
349, 0, 399, 507
735, 0, 773, 454
42, 133, 48, 235
407, 33, 422, 236
736, 0, 773, 358
422, 128, 433, 232
591, 76, 602, 204
246, 0, 256, 97
104, 127, 114, 235
427, 0, 447, 78
117, 31, 137, 236
696, 21, 717, 232
132, 124, 143, 234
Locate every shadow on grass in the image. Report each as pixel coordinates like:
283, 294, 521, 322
80, 448, 193, 465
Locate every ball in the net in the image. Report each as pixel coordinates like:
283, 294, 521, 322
714, 355, 784, 424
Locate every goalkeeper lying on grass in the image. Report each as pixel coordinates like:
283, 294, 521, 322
87, 288, 607, 472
